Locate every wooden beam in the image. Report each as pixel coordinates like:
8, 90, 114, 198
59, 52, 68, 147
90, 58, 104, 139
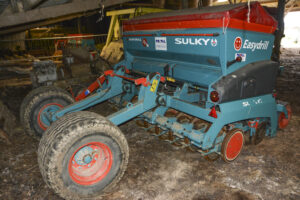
0, 77, 32, 87
0, 0, 132, 35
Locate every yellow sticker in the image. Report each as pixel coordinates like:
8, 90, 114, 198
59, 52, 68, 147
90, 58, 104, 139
166, 77, 175, 82
150, 79, 158, 92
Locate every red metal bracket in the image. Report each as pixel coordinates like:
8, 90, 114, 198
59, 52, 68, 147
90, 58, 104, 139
134, 78, 151, 87
75, 69, 165, 101
75, 75, 106, 101
248, 121, 259, 129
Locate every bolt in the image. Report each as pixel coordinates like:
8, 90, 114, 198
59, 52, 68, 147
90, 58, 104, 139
79, 166, 82, 169
88, 164, 91, 168
94, 157, 97, 161
72, 161, 75, 164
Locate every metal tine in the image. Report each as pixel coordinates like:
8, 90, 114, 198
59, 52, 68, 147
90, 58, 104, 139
199, 124, 208, 133
155, 129, 168, 137
168, 136, 181, 144
144, 125, 154, 131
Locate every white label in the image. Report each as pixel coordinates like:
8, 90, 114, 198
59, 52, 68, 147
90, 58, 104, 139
155, 37, 167, 51
128, 38, 141, 42
235, 53, 246, 61
242, 39, 269, 51
174, 38, 211, 46
242, 101, 250, 107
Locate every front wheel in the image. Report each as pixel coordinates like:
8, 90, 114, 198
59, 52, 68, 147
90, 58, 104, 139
38, 111, 129, 200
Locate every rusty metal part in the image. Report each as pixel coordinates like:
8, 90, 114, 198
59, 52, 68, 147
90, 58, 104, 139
135, 120, 145, 127
146, 126, 155, 134
184, 137, 190, 144
204, 153, 220, 162
164, 109, 178, 117
177, 115, 192, 124
144, 121, 149, 128
155, 126, 160, 135
185, 145, 197, 152
190, 117, 198, 124
204, 123, 211, 133
158, 134, 169, 140
172, 142, 183, 147
168, 131, 175, 141
193, 120, 207, 130
121, 101, 128, 107
131, 95, 138, 103
135, 120, 150, 129
217, 128, 226, 137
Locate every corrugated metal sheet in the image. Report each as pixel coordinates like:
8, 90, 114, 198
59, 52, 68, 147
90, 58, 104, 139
0, 0, 71, 14
38, 0, 71, 8
0, 0, 9, 14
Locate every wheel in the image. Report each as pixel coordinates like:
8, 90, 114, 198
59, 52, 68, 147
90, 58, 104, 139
252, 122, 266, 145
278, 104, 292, 129
38, 111, 129, 200
20, 86, 74, 138
221, 128, 244, 162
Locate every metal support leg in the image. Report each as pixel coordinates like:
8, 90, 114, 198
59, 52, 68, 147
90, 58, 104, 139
108, 74, 162, 125
51, 69, 125, 121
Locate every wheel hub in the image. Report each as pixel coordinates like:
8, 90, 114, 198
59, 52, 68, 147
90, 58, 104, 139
225, 131, 243, 160
38, 103, 63, 130
74, 146, 94, 165
68, 142, 113, 185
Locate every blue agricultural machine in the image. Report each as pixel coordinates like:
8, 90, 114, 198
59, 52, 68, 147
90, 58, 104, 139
20, 2, 291, 199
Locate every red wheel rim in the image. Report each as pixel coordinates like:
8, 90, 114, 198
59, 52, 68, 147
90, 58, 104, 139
37, 103, 63, 130
225, 131, 244, 161
68, 142, 113, 186
278, 105, 292, 129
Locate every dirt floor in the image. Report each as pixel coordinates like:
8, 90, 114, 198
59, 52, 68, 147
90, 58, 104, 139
0, 50, 299, 200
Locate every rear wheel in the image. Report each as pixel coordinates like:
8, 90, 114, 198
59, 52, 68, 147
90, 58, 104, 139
38, 111, 129, 200
20, 86, 74, 138
221, 128, 244, 162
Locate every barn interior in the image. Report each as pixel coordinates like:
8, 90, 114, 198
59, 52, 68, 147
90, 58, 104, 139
0, 0, 299, 199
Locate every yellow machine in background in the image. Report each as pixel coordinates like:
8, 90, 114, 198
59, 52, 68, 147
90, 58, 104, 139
101, 7, 169, 64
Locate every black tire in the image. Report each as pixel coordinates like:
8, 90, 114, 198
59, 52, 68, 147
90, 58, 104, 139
20, 86, 74, 138
221, 128, 244, 163
38, 111, 129, 200
251, 122, 266, 145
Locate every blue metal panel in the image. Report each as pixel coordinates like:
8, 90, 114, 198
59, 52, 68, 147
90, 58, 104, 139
124, 28, 222, 66
224, 29, 275, 75
124, 28, 274, 90
202, 94, 278, 149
